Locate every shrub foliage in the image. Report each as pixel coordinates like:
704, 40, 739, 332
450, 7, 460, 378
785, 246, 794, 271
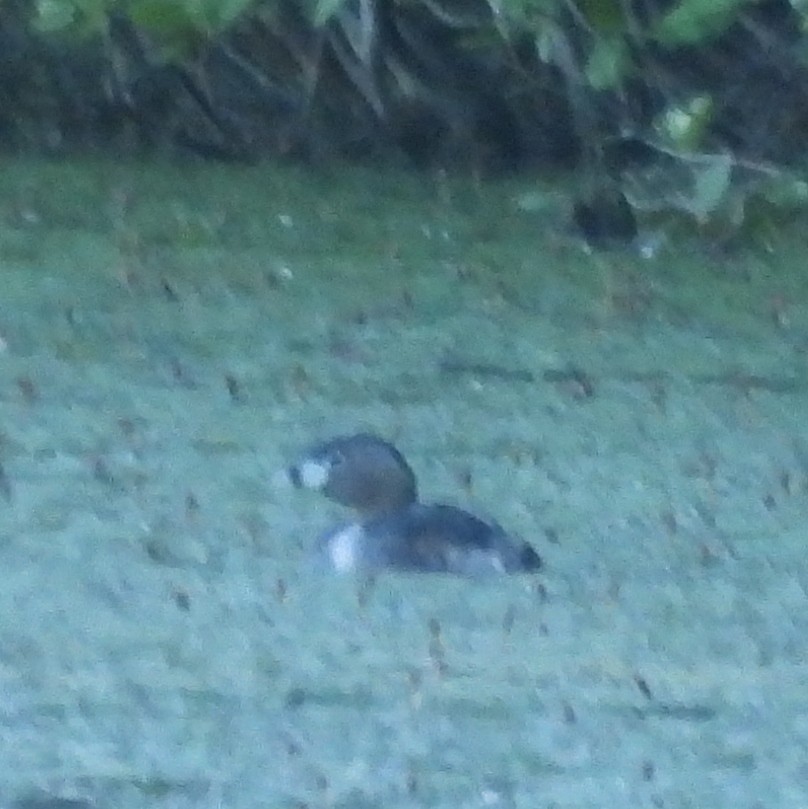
10, 0, 808, 239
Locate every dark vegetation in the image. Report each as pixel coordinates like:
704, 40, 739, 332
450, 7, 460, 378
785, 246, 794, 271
6, 0, 808, 242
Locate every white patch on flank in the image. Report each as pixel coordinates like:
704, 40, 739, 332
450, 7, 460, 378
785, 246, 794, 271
297, 459, 331, 489
327, 524, 363, 573
447, 547, 506, 575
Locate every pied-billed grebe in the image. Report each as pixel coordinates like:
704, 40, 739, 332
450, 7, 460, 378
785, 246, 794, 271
288, 433, 542, 575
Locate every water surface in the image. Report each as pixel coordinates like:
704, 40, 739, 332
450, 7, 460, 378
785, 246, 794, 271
0, 158, 807, 808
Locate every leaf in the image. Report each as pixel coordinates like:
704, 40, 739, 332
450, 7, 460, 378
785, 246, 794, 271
313, 0, 348, 27
585, 35, 630, 90
578, 0, 624, 33
690, 153, 733, 223
34, 0, 113, 38
130, 0, 196, 34
187, 0, 257, 32
514, 190, 555, 212
128, 0, 205, 59
760, 174, 808, 208
34, 0, 77, 32
654, 0, 756, 46
656, 95, 714, 151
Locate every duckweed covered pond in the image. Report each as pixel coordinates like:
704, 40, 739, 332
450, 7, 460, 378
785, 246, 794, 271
1, 158, 807, 808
